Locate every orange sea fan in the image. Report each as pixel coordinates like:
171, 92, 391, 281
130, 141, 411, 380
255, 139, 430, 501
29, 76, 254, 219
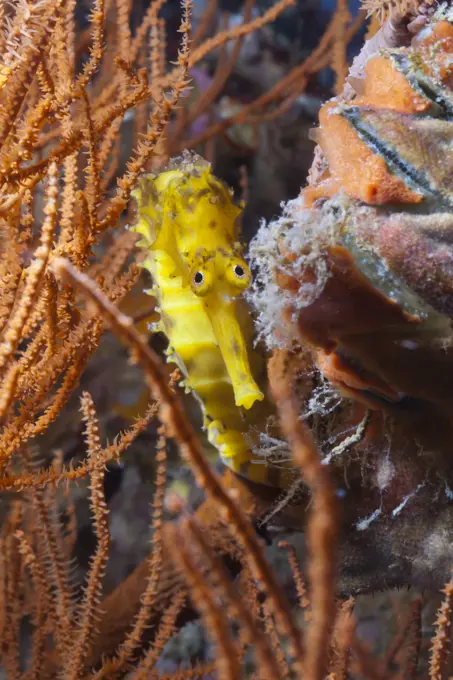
0, 0, 307, 490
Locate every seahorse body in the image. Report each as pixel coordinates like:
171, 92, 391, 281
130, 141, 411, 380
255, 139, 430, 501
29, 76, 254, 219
132, 154, 293, 487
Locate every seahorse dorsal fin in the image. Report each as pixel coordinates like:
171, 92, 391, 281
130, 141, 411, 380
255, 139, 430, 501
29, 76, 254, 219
131, 176, 163, 247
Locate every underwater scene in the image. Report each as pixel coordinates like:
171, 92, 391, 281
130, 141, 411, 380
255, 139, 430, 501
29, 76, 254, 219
1, 0, 453, 677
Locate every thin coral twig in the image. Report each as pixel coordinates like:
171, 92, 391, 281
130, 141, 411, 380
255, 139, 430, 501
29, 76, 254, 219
189, 0, 294, 65
270, 373, 339, 680
98, 0, 192, 232
332, 0, 351, 94
91, 424, 168, 679
329, 597, 355, 679
184, 516, 282, 680
82, 89, 102, 242
0, 161, 58, 418
173, 0, 255, 142
191, 0, 217, 47
66, 393, 110, 680
25, 453, 74, 655
15, 529, 51, 680
129, 591, 187, 679
278, 541, 311, 616
165, 522, 243, 680
75, 0, 105, 91
430, 575, 453, 680
177, 11, 365, 153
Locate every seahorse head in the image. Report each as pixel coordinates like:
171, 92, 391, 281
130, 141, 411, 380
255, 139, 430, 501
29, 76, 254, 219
187, 244, 250, 297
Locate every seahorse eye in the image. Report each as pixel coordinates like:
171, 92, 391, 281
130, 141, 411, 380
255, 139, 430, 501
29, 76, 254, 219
226, 259, 251, 291
190, 264, 213, 296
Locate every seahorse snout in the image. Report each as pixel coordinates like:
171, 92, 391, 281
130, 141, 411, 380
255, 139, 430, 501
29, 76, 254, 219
204, 297, 264, 409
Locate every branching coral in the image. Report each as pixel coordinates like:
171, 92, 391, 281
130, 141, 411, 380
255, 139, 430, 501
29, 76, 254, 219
0, 0, 314, 489
1, 255, 439, 679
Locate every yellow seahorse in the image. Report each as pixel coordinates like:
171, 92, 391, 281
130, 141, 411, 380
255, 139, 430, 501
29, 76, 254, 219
131, 153, 294, 487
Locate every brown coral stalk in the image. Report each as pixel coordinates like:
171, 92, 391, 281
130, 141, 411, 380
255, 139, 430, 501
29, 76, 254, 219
270, 373, 339, 680
183, 516, 282, 680
165, 522, 243, 680
430, 575, 453, 680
